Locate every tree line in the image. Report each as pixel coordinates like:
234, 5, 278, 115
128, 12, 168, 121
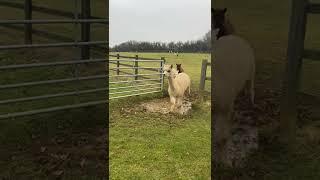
110, 30, 211, 53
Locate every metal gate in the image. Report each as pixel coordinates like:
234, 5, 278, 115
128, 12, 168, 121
109, 54, 165, 99
0, 0, 108, 120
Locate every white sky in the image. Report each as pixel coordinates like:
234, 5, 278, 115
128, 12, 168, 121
109, 0, 210, 47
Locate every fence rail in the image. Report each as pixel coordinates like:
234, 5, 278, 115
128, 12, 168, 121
0, 19, 108, 24
0, 41, 108, 50
0, 1, 104, 20
109, 54, 165, 99
199, 59, 211, 91
0, 0, 108, 57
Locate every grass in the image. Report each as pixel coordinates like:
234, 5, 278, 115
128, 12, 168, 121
109, 52, 211, 179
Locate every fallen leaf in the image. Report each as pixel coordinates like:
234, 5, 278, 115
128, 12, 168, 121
80, 158, 86, 168
52, 170, 64, 176
40, 146, 46, 153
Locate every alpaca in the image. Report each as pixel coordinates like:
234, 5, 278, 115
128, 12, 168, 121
163, 64, 191, 112
212, 8, 255, 165
176, 64, 184, 73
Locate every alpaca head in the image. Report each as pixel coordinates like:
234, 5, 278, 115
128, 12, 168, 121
176, 63, 182, 70
212, 8, 233, 38
212, 8, 227, 30
163, 64, 178, 78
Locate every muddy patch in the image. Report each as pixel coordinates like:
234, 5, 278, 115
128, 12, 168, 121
139, 97, 192, 115
225, 123, 258, 168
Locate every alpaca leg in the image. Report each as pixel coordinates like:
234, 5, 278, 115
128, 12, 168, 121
250, 79, 255, 105
170, 96, 175, 104
170, 96, 176, 112
176, 97, 183, 109
188, 86, 191, 96
250, 68, 255, 105
214, 102, 234, 166
244, 80, 254, 106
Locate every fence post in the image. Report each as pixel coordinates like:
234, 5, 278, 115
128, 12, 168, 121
135, 55, 139, 80
81, 0, 91, 60
24, 0, 32, 44
160, 57, 165, 91
199, 59, 208, 91
280, 0, 308, 147
116, 54, 120, 75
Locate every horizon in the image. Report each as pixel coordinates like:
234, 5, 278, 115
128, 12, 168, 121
110, 32, 210, 48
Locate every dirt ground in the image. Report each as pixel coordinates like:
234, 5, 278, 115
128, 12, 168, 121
0, 127, 108, 179
139, 97, 192, 115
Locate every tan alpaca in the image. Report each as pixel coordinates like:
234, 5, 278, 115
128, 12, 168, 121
163, 64, 191, 112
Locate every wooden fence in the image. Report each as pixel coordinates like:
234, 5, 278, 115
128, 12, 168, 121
199, 59, 211, 91
280, 0, 320, 145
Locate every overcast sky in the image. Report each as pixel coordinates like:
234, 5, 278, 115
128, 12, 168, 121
110, 0, 210, 47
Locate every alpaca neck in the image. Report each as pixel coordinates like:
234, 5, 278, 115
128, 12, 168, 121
168, 76, 176, 92
217, 21, 234, 39
217, 26, 228, 38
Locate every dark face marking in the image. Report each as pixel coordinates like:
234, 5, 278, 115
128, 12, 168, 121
212, 8, 226, 29
176, 64, 184, 73
212, 8, 229, 38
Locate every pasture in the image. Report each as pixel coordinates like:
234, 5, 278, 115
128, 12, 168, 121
215, 0, 320, 179
109, 52, 211, 179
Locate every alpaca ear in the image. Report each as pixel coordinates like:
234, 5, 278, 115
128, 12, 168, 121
223, 8, 227, 13
170, 64, 173, 68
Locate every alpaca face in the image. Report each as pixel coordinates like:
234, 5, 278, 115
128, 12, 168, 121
176, 63, 181, 71
163, 64, 173, 76
163, 64, 178, 78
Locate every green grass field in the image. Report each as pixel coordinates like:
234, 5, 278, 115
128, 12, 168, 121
109, 52, 211, 179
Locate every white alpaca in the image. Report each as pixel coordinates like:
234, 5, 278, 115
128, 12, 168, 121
212, 34, 255, 160
163, 64, 191, 112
